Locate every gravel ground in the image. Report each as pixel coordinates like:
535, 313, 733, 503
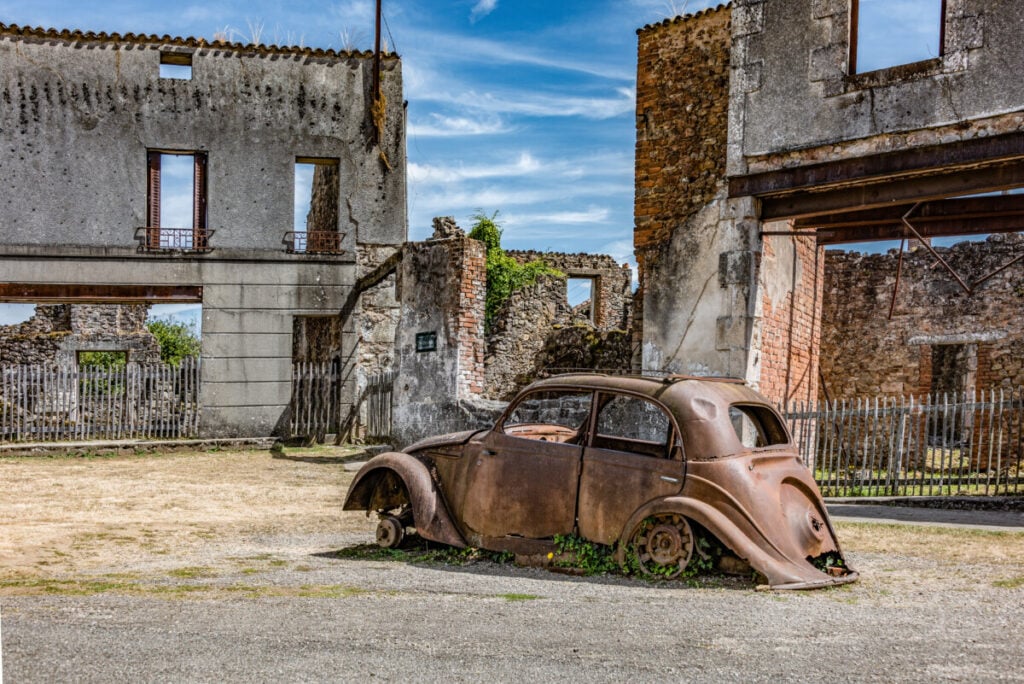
2, 450, 1023, 682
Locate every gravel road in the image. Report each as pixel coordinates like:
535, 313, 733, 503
2, 450, 1023, 682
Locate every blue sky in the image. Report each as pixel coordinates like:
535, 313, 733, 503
0, 0, 947, 328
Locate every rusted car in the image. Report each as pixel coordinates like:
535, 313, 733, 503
344, 374, 857, 589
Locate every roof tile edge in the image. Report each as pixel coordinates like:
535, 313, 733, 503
636, 2, 733, 35
0, 22, 399, 60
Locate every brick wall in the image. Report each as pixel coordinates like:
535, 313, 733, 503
758, 234, 824, 407
455, 237, 487, 397
821, 235, 1024, 399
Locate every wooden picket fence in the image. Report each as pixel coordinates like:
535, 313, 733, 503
0, 359, 200, 442
784, 388, 1024, 497
289, 363, 394, 442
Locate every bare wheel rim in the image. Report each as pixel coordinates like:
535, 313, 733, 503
375, 515, 405, 549
633, 514, 693, 579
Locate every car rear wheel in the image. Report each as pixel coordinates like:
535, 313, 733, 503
631, 513, 694, 579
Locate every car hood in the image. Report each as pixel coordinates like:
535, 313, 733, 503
404, 429, 485, 454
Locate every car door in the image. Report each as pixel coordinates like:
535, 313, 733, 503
576, 392, 685, 545
459, 389, 592, 541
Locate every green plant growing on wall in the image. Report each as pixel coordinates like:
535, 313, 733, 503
77, 351, 127, 368
146, 319, 201, 366
467, 211, 563, 330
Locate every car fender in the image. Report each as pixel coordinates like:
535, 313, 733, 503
614, 496, 857, 590
343, 452, 467, 549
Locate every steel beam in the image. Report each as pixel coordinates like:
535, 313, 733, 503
0, 283, 203, 303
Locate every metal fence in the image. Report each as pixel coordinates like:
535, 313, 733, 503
0, 359, 200, 442
784, 388, 1024, 497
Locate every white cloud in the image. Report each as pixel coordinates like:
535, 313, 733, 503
0, 304, 36, 326
503, 206, 611, 227
419, 87, 635, 121
409, 153, 540, 183
470, 0, 498, 23
407, 114, 511, 138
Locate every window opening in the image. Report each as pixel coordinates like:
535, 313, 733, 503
292, 158, 341, 253
593, 393, 673, 458
851, 0, 945, 74
567, 277, 596, 324
728, 405, 789, 449
146, 151, 208, 250
159, 52, 193, 80
76, 350, 128, 368
502, 390, 592, 443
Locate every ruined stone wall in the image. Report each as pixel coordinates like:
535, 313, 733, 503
758, 235, 824, 407
820, 235, 1024, 399
391, 231, 498, 447
730, 0, 1023, 175
0, 304, 161, 366
485, 252, 633, 400
636, 8, 771, 383
506, 251, 633, 330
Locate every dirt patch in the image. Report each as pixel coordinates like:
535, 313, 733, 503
2, 449, 1023, 598
0, 449, 375, 583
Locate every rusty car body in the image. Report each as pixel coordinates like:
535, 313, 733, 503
344, 374, 857, 589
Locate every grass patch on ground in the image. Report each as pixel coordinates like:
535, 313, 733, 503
992, 576, 1024, 589
0, 576, 375, 600
497, 593, 542, 601
835, 521, 1024, 566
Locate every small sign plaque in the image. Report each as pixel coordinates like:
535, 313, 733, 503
415, 331, 437, 353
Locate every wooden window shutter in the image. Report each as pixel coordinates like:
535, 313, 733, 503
193, 152, 208, 232
147, 151, 161, 229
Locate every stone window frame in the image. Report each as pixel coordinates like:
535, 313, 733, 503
158, 48, 194, 80
848, 0, 947, 77
807, 0, 979, 97
563, 271, 604, 327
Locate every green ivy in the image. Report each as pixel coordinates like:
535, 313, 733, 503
467, 211, 563, 330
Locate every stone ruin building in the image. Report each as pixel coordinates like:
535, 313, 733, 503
0, 304, 161, 366
635, 1, 1024, 409
0, 22, 406, 437
821, 235, 1024, 400
389, 218, 633, 446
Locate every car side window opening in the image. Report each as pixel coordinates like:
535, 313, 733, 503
502, 390, 593, 443
593, 393, 674, 458
729, 405, 789, 449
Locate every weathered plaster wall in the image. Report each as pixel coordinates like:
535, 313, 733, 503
0, 25, 407, 438
391, 231, 499, 448
729, 0, 1022, 174
0, 24, 405, 250
821, 235, 1024, 399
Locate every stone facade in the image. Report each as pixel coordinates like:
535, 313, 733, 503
0, 304, 161, 366
821, 235, 1024, 399
0, 23, 407, 437
634, 1, 1024, 409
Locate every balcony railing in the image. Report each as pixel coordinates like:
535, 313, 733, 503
284, 231, 346, 255
136, 227, 214, 253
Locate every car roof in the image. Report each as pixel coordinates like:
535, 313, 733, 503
527, 373, 772, 411
524, 373, 789, 458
